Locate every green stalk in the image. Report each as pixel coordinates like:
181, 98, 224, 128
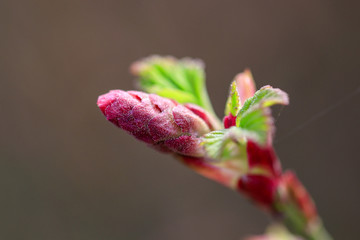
276, 200, 333, 240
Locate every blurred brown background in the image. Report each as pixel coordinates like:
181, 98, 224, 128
1, 1, 359, 239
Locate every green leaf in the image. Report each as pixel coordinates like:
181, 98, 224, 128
238, 85, 289, 118
202, 127, 251, 160
202, 130, 228, 159
131, 56, 215, 114
234, 86, 288, 145
237, 107, 273, 145
225, 80, 241, 116
155, 88, 198, 104
275, 200, 308, 239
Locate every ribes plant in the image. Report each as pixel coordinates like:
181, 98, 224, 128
97, 56, 333, 240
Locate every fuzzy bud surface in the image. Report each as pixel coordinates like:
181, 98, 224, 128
97, 90, 213, 157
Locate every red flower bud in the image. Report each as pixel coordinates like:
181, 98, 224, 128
97, 90, 213, 157
238, 174, 279, 209
247, 141, 282, 177
280, 171, 318, 222
223, 114, 237, 129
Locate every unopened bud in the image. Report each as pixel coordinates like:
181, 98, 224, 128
247, 140, 282, 177
279, 171, 318, 222
238, 174, 279, 208
223, 114, 237, 129
97, 90, 213, 157
234, 69, 256, 105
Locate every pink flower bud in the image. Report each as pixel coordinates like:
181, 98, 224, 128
244, 225, 302, 240
183, 103, 220, 131
243, 237, 269, 240
235, 69, 256, 105
97, 90, 212, 157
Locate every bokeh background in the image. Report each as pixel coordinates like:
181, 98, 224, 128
1, 1, 359, 239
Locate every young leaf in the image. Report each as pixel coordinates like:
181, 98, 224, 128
202, 130, 228, 159
225, 80, 241, 116
236, 106, 273, 145
155, 88, 198, 104
202, 127, 253, 160
225, 69, 256, 117
131, 56, 215, 115
234, 86, 288, 144
238, 85, 289, 118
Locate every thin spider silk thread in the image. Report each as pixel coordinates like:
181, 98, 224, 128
274, 86, 360, 145
274, 105, 285, 123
